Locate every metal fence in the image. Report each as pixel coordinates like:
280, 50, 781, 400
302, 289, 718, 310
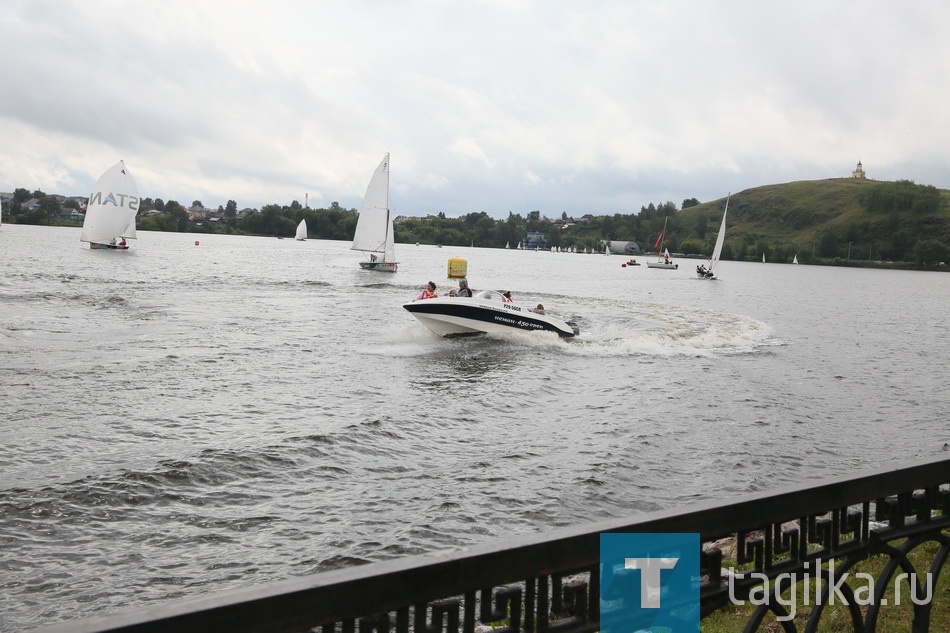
36, 455, 950, 633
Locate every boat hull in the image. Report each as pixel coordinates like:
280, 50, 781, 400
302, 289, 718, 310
89, 242, 129, 250
404, 296, 578, 338
646, 261, 677, 269
360, 261, 398, 272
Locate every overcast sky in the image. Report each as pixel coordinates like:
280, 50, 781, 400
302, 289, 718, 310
2, 1, 948, 218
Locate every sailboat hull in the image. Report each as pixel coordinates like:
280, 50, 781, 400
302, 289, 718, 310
359, 261, 398, 272
89, 242, 130, 250
646, 262, 678, 269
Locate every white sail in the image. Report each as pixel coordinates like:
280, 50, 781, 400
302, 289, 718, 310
383, 212, 395, 261
80, 161, 139, 244
122, 217, 137, 240
708, 195, 728, 275
793, 254, 799, 264
351, 154, 392, 255
295, 219, 307, 241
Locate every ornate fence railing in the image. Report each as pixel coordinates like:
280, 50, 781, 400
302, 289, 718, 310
36, 455, 950, 633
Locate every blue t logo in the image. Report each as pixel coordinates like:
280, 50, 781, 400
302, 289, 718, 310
601, 533, 699, 632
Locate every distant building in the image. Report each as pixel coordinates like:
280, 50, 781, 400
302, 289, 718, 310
852, 159, 866, 179
523, 231, 547, 250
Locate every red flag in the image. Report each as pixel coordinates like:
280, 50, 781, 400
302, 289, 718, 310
653, 229, 664, 250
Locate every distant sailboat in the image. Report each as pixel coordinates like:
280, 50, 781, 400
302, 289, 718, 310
295, 219, 307, 241
80, 161, 139, 250
697, 194, 728, 279
793, 254, 799, 264
762, 253, 766, 263
351, 153, 398, 272
646, 217, 677, 269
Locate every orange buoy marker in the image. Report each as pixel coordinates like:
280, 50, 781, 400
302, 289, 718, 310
622, 263, 626, 267
195, 241, 199, 246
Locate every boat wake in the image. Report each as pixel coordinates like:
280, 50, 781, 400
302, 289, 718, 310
566, 300, 774, 357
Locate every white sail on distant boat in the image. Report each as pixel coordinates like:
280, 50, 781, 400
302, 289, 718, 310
80, 161, 139, 250
697, 194, 728, 279
351, 153, 398, 272
295, 219, 307, 241
793, 254, 799, 264
762, 253, 766, 263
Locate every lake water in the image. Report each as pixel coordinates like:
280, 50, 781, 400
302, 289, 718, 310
2, 224, 948, 629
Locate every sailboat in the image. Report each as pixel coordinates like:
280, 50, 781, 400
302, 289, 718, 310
351, 153, 398, 272
80, 161, 139, 250
793, 254, 799, 264
697, 194, 728, 279
762, 253, 766, 263
295, 219, 307, 241
646, 217, 677, 269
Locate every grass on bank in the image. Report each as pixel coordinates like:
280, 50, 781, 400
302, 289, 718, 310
702, 538, 949, 632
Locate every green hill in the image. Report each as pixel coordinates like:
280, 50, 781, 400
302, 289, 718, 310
675, 178, 950, 266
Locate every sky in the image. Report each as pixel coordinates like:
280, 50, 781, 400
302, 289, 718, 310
2, 1, 949, 219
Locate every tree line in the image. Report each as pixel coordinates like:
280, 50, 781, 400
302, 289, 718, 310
3, 180, 946, 267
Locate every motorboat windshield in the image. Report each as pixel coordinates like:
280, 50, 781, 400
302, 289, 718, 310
474, 290, 505, 301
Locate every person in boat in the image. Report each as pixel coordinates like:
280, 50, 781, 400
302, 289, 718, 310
456, 278, 473, 298
369, 253, 377, 262
664, 253, 671, 265
697, 264, 706, 275
502, 291, 513, 303
110, 238, 117, 246
119, 238, 127, 247
533, 304, 545, 314
414, 281, 438, 301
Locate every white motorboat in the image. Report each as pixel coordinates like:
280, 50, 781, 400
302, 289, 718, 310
404, 290, 579, 338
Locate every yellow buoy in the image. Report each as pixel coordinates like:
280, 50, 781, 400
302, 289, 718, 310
447, 256, 468, 279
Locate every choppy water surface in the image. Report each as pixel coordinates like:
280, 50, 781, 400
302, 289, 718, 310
2, 224, 948, 629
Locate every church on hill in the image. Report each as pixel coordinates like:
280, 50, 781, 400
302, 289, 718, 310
852, 159, 867, 179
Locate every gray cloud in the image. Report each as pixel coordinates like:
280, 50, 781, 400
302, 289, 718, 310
2, 1, 948, 216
